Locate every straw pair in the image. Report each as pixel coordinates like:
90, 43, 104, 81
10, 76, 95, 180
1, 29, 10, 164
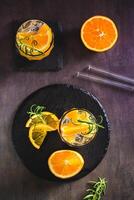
76, 66, 134, 92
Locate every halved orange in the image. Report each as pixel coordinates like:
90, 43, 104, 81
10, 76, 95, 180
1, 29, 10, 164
81, 15, 118, 52
48, 150, 84, 179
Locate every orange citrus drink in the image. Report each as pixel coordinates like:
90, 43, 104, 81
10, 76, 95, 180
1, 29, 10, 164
16, 19, 54, 60
59, 108, 98, 146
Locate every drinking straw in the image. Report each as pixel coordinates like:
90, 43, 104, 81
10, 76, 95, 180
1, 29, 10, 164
88, 65, 134, 85
76, 72, 134, 92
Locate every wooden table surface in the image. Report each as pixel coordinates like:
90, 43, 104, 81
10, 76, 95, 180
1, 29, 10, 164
0, 0, 134, 199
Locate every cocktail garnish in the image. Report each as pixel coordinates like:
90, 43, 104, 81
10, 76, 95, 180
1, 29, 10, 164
27, 104, 46, 124
77, 115, 104, 135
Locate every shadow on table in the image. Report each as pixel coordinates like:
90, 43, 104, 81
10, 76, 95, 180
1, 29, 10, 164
0, 20, 15, 83
61, 27, 96, 65
0, 174, 66, 199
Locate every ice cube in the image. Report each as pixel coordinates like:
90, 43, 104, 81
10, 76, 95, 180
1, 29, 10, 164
62, 117, 71, 125
75, 134, 84, 143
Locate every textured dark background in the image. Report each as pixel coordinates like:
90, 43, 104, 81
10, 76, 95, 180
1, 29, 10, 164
0, 0, 134, 199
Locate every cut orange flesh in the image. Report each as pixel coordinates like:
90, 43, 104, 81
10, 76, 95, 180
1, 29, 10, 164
81, 15, 118, 52
48, 150, 84, 179
29, 123, 47, 149
26, 111, 59, 130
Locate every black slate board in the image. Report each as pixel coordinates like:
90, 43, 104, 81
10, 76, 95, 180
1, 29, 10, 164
12, 84, 110, 182
13, 20, 63, 71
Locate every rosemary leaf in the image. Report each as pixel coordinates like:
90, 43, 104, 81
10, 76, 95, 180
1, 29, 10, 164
83, 177, 107, 200
27, 104, 46, 124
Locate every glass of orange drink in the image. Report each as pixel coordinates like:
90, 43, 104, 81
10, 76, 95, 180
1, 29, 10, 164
58, 108, 98, 146
16, 19, 54, 60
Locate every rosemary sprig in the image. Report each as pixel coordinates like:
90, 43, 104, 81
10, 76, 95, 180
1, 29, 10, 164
83, 177, 107, 200
77, 115, 104, 135
27, 104, 46, 124
97, 115, 103, 125
77, 120, 104, 129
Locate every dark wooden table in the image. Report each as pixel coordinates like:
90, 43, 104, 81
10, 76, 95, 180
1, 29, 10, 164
0, 0, 134, 199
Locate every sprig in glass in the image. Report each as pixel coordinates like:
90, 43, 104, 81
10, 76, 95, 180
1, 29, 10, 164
78, 115, 104, 135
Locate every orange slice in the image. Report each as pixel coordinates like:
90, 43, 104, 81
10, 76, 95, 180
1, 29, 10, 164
48, 150, 84, 179
61, 109, 89, 125
29, 123, 48, 149
81, 15, 118, 52
61, 124, 96, 144
61, 124, 89, 135
26, 111, 59, 131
